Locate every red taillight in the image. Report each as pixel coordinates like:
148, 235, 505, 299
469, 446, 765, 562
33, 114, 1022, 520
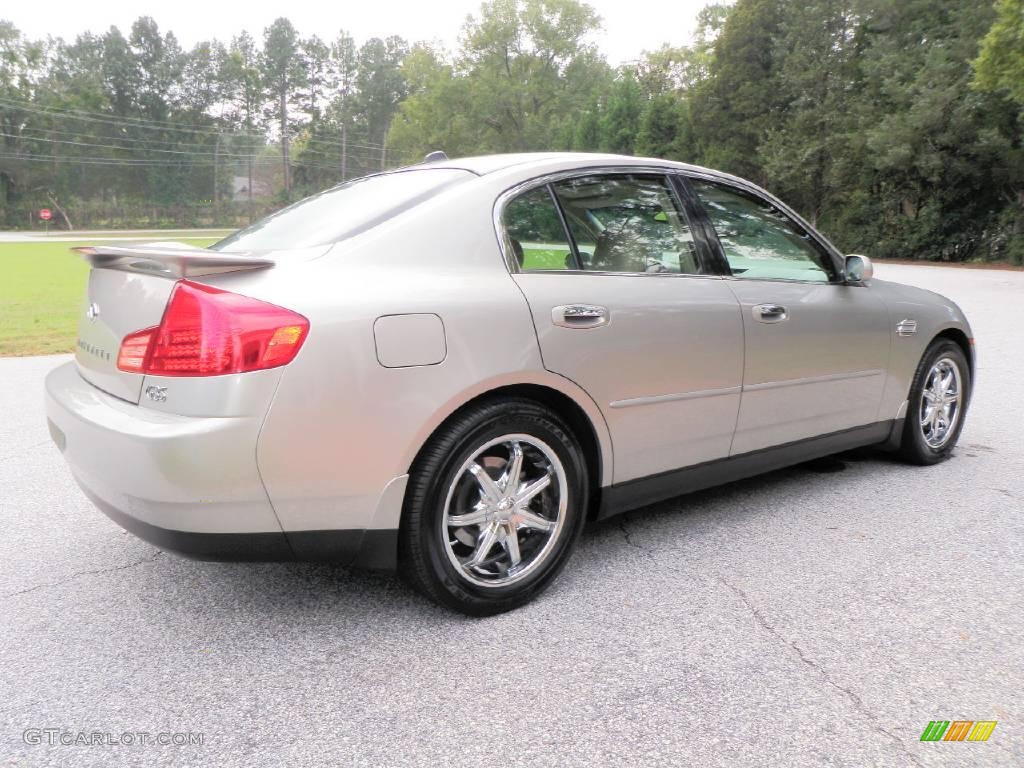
117, 280, 309, 376
117, 327, 156, 373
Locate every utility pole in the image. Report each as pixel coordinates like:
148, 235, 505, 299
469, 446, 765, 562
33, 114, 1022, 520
247, 129, 254, 224
213, 131, 221, 220
341, 122, 347, 182
280, 88, 291, 199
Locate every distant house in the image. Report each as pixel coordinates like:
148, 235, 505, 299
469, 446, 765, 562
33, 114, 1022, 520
232, 176, 271, 201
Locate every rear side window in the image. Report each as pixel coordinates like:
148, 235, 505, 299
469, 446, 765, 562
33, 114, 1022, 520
552, 174, 701, 274
502, 186, 577, 270
213, 169, 471, 252
502, 174, 701, 274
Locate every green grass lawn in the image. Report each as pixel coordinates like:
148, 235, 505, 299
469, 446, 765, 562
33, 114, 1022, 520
0, 239, 219, 356
521, 245, 573, 270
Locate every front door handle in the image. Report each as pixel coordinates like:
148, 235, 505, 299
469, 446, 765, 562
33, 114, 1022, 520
552, 304, 609, 329
753, 304, 788, 323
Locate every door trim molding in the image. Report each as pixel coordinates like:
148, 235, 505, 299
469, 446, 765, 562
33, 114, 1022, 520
742, 368, 884, 393
609, 385, 742, 409
596, 420, 893, 519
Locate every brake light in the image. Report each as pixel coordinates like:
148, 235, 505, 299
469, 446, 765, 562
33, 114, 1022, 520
116, 280, 309, 376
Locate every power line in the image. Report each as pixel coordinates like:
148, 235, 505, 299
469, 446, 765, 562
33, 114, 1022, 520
1, 130, 263, 159
1, 130, 380, 168
0, 152, 352, 173
0, 97, 266, 139
0, 95, 389, 151
10, 123, 383, 166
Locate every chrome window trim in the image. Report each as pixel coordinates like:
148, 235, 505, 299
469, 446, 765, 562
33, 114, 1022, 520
493, 164, 721, 280
512, 269, 725, 281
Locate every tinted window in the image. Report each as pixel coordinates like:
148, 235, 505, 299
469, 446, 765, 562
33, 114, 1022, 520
552, 174, 701, 274
213, 169, 470, 252
690, 178, 834, 282
503, 186, 576, 270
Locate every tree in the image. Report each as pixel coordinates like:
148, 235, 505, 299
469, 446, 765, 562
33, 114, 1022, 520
222, 32, 265, 214
973, 0, 1024, 105
844, 0, 1012, 260
758, 0, 861, 225
330, 31, 358, 179
636, 7, 728, 98
300, 36, 331, 122
458, 0, 607, 151
389, 0, 610, 160
598, 69, 642, 154
0, 22, 45, 217
180, 41, 225, 118
973, 0, 1024, 262
386, 44, 479, 163
262, 18, 306, 198
128, 17, 183, 121
355, 36, 408, 168
636, 94, 691, 159
690, 0, 784, 182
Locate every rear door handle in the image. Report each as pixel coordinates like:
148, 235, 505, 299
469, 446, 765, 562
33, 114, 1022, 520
552, 304, 609, 329
753, 304, 788, 323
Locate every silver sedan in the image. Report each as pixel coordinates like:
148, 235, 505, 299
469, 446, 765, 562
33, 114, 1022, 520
45, 152, 974, 615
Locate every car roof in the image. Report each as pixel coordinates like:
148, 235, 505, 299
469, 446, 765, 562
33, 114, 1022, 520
418, 151, 722, 179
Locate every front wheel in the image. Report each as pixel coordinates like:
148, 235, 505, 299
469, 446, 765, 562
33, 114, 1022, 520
399, 398, 588, 616
897, 339, 971, 465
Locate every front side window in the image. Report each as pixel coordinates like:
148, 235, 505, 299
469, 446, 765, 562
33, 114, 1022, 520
552, 174, 701, 274
689, 178, 835, 282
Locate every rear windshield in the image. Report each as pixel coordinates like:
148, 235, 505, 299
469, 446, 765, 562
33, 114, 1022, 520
212, 168, 471, 252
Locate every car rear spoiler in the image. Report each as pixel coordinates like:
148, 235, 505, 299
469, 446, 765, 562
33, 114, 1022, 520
73, 241, 274, 278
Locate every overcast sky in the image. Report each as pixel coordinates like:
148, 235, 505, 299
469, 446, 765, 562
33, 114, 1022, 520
5, 0, 712, 65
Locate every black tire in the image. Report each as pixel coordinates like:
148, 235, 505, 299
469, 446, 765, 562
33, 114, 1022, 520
399, 397, 588, 616
897, 338, 971, 465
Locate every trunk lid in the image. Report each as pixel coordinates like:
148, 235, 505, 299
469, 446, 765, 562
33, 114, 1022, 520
72, 242, 276, 403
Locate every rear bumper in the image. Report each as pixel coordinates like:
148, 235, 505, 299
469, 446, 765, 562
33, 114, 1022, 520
45, 362, 397, 567
80, 487, 395, 565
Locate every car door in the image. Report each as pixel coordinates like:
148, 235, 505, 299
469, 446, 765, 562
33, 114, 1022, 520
683, 174, 891, 456
503, 171, 744, 485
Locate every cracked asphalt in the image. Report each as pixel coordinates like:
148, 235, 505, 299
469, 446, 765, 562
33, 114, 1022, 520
1, 263, 1022, 767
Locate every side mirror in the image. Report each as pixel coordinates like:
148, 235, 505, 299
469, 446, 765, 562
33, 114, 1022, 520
845, 254, 873, 282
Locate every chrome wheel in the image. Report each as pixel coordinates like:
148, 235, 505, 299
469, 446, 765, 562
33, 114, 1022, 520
442, 434, 568, 588
919, 357, 963, 449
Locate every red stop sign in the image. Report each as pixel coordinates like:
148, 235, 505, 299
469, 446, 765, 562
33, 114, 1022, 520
39, 208, 52, 221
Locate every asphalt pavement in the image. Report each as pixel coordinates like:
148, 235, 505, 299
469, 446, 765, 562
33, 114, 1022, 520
1, 263, 1021, 767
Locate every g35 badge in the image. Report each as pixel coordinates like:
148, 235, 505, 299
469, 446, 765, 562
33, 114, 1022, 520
145, 385, 168, 403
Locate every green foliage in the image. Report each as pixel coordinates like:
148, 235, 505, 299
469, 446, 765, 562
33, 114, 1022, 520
690, 0, 784, 182
389, 0, 609, 160
0, 1, 1021, 262
635, 95, 691, 160
973, 0, 1024, 105
598, 71, 643, 154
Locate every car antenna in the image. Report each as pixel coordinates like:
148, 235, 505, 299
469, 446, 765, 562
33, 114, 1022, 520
423, 150, 448, 162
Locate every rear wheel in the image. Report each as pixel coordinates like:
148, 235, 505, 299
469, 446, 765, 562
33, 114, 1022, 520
897, 339, 970, 465
399, 398, 588, 616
